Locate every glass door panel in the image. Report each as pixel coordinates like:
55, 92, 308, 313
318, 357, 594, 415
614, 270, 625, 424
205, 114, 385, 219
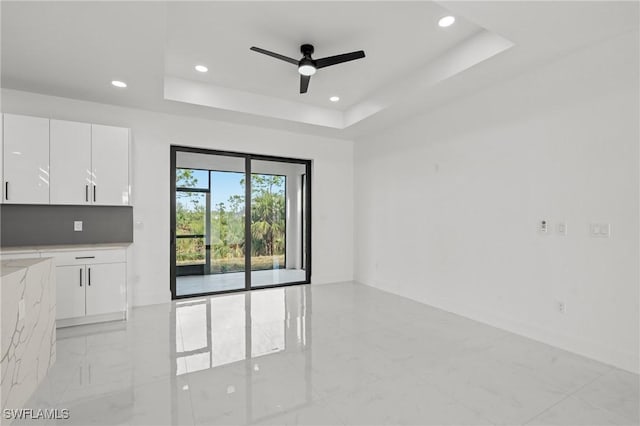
174, 152, 245, 296
209, 170, 246, 288
250, 160, 308, 287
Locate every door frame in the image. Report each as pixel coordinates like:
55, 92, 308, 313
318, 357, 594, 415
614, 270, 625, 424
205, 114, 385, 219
170, 145, 312, 300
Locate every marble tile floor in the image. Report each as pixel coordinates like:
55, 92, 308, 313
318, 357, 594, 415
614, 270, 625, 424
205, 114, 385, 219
15, 282, 639, 426
176, 269, 306, 296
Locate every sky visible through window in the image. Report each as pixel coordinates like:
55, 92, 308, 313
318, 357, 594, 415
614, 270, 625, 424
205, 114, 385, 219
211, 171, 244, 208
177, 169, 284, 210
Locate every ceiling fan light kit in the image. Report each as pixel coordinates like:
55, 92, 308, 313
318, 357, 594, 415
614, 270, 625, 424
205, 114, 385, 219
250, 43, 365, 94
298, 61, 316, 76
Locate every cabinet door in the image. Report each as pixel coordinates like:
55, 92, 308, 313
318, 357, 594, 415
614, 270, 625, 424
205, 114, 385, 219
50, 120, 92, 204
91, 125, 129, 206
56, 265, 86, 320
85, 263, 126, 316
3, 114, 50, 204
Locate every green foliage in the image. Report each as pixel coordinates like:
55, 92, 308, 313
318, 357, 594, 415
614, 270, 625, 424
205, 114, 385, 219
175, 169, 286, 271
249, 175, 285, 258
176, 169, 198, 188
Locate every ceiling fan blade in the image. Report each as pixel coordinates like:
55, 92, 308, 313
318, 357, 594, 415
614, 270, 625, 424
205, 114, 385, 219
315, 50, 365, 69
300, 74, 310, 94
250, 46, 298, 65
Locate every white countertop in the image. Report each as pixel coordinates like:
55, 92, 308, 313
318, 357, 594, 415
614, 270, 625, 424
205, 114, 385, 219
0, 257, 51, 277
0, 243, 131, 254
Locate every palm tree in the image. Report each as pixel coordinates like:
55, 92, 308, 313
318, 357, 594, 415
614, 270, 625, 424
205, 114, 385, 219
250, 175, 285, 258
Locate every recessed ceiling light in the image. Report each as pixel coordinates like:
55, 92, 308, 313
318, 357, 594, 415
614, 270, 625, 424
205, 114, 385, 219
195, 65, 208, 73
438, 16, 456, 27
329, 96, 340, 102
111, 80, 127, 88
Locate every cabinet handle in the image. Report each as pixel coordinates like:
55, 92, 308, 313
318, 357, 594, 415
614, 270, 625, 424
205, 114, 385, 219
5, 182, 8, 201
79, 268, 83, 287
85, 185, 89, 202
75, 256, 95, 259
93, 185, 96, 202
88, 267, 91, 286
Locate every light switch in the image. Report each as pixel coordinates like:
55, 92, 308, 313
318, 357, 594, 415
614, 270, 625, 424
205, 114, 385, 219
539, 220, 549, 234
557, 222, 567, 236
74, 221, 83, 232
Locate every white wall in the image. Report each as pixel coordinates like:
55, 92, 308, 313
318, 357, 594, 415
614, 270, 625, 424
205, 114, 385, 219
1, 89, 354, 306
354, 31, 639, 373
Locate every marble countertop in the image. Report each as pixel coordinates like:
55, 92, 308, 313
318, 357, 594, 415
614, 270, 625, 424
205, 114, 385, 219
1, 253, 56, 413
1, 257, 51, 277
0, 243, 131, 254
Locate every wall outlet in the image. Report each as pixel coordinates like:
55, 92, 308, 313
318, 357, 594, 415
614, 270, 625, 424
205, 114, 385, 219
590, 223, 610, 238
557, 301, 566, 314
557, 222, 567, 236
74, 221, 83, 232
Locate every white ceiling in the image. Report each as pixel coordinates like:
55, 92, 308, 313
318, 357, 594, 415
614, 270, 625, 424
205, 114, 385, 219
1, 1, 638, 139
165, 2, 480, 110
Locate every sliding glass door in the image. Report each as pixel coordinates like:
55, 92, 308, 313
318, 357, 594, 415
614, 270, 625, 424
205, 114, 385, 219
250, 160, 307, 288
170, 147, 311, 299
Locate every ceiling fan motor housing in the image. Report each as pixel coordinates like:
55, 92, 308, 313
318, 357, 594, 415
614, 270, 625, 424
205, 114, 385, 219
298, 44, 317, 76
298, 57, 316, 68
300, 44, 315, 57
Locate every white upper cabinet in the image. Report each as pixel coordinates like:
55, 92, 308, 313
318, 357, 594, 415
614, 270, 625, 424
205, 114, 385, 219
91, 124, 129, 206
50, 119, 92, 204
0, 114, 130, 206
3, 114, 50, 204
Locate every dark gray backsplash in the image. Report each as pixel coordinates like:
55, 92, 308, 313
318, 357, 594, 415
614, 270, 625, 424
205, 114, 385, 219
0, 205, 133, 247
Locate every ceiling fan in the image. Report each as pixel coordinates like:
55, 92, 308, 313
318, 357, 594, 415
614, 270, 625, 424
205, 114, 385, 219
250, 44, 366, 94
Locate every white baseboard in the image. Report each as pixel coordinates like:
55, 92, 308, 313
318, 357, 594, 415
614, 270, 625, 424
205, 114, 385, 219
56, 312, 125, 328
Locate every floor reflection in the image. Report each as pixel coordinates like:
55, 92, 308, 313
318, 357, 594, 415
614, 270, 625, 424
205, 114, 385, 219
16, 285, 312, 426
173, 286, 312, 425
174, 286, 309, 373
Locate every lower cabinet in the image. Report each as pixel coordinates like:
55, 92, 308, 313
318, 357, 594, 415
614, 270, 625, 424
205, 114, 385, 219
55, 262, 126, 320
1, 247, 128, 326
39, 247, 127, 326
56, 265, 86, 319
85, 263, 126, 316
